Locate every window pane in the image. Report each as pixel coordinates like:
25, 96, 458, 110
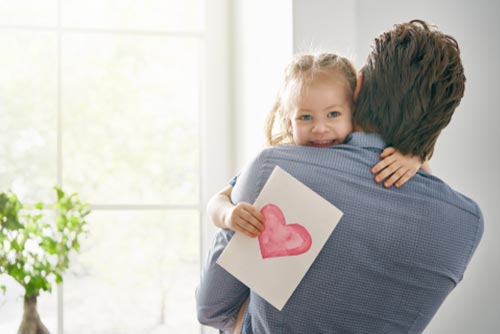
62, 34, 200, 205
0, 0, 57, 26
64, 210, 200, 333
62, 0, 205, 32
0, 275, 58, 333
0, 31, 57, 202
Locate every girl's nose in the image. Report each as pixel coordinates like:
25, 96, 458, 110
312, 121, 328, 133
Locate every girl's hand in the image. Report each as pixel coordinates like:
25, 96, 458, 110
225, 202, 264, 238
371, 147, 423, 188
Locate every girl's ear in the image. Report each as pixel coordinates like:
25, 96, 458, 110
353, 72, 363, 103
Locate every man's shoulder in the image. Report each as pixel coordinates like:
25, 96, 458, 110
259, 144, 309, 154
252, 145, 316, 164
449, 187, 484, 224
425, 174, 483, 220
257, 145, 344, 161
414, 176, 484, 250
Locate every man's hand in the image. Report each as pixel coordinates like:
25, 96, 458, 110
224, 202, 264, 238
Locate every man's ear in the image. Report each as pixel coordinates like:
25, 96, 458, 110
353, 72, 363, 103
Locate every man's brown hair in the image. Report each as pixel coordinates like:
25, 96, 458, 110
354, 19, 465, 160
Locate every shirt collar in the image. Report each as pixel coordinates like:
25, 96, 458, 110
344, 132, 387, 150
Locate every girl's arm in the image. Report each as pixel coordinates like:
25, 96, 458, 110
371, 147, 431, 188
207, 184, 264, 238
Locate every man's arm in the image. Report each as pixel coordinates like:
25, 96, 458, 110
196, 229, 250, 332
196, 150, 269, 331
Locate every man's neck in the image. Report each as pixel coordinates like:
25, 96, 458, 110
353, 123, 365, 132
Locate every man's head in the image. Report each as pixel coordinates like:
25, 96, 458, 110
353, 19, 465, 160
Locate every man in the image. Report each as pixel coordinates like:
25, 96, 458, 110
196, 20, 483, 334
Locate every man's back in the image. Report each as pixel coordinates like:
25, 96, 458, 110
229, 133, 483, 334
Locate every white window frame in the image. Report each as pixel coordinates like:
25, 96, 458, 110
0, 1, 232, 333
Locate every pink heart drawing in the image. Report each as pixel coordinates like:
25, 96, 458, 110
258, 203, 312, 259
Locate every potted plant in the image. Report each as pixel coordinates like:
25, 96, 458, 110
0, 187, 90, 334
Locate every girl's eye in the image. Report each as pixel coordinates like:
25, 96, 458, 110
299, 115, 312, 121
328, 111, 340, 118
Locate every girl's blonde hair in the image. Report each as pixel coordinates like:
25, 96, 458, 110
265, 53, 357, 146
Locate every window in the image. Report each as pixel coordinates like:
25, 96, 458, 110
0, 1, 224, 333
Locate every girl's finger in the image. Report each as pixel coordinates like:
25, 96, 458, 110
374, 163, 399, 183
380, 146, 396, 158
384, 169, 405, 188
237, 221, 260, 238
395, 172, 411, 188
372, 155, 396, 174
240, 211, 264, 233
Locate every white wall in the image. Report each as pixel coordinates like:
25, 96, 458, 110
293, 0, 356, 59
292, 0, 500, 332
230, 0, 293, 171
201, 0, 232, 266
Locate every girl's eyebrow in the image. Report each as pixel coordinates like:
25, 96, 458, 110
297, 104, 345, 112
323, 104, 343, 110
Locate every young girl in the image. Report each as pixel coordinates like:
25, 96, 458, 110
208, 53, 430, 239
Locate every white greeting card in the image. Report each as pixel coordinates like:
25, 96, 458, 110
217, 166, 343, 310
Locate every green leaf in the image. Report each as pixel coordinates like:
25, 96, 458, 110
41, 238, 58, 254
54, 186, 65, 201
55, 273, 63, 284
0, 192, 23, 230
1, 186, 91, 298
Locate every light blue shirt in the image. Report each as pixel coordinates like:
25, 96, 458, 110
196, 132, 483, 334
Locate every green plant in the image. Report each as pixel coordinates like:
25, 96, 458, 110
0, 187, 90, 334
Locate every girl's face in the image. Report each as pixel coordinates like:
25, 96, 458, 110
290, 78, 354, 147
